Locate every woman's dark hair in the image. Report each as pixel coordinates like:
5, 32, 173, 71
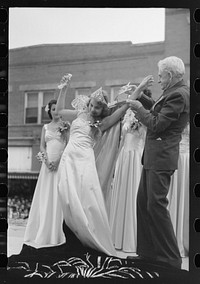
143, 88, 152, 98
47, 99, 57, 119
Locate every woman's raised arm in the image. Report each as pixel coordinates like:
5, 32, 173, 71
55, 76, 78, 122
100, 103, 130, 132
128, 75, 154, 101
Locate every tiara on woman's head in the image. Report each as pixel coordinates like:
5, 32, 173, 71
118, 82, 136, 95
71, 95, 89, 110
90, 87, 107, 105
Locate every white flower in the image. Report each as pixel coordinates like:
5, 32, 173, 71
88, 120, 101, 128
123, 109, 142, 131
36, 152, 47, 163
57, 121, 70, 141
58, 73, 72, 89
58, 121, 70, 133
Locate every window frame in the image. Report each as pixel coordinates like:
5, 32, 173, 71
75, 87, 92, 98
110, 85, 124, 102
24, 90, 56, 124
24, 91, 40, 124
41, 90, 56, 124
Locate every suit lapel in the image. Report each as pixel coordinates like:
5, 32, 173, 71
151, 95, 164, 110
151, 80, 186, 111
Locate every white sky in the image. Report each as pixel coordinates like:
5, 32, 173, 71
9, 8, 165, 49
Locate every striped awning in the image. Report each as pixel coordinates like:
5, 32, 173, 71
8, 172, 39, 180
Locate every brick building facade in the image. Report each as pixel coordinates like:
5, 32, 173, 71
8, 8, 190, 182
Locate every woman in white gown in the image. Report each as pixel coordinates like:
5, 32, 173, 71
24, 100, 70, 248
109, 108, 146, 252
167, 123, 189, 257
55, 74, 147, 256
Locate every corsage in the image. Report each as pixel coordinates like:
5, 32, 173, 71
88, 120, 102, 140
123, 108, 142, 132
36, 151, 47, 163
130, 119, 142, 131
58, 120, 70, 133
88, 120, 101, 128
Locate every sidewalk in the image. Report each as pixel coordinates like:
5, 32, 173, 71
8, 219, 27, 257
8, 219, 189, 270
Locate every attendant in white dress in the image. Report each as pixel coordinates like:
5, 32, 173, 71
109, 108, 146, 252
55, 74, 148, 256
167, 123, 189, 257
24, 99, 70, 248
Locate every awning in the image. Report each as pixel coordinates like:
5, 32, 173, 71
8, 172, 39, 180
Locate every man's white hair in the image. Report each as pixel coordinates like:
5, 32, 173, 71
158, 56, 185, 79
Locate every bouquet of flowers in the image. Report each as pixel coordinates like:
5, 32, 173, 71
88, 120, 102, 140
58, 120, 70, 141
88, 120, 101, 128
36, 151, 47, 163
123, 109, 142, 132
130, 117, 142, 131
58, 73, 72, 89
58, 120, 70, 133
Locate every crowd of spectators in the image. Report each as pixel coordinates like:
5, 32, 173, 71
8, 196, 32, 219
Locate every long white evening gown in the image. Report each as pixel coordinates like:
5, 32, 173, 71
109, 120, 146, 252
167, 124, 189, 257
24, 124, 66, 248
57, 111, 116, 256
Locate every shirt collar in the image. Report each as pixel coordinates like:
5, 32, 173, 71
162, 79, 185, 96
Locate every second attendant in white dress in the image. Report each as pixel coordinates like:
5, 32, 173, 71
109, 109, 146, 252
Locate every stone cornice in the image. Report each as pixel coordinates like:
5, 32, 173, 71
9, 42, 165, 68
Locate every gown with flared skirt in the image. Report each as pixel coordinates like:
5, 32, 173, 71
109, 123, 146, 252
24, 124, 66, 248
167, 124, 189, 257
57, 113, 116, 256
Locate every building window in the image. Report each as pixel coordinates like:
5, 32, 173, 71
110, 85, 124, 102
25, 90, 56, 124
75, 88, 91, 98
25, 92, 38, 124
